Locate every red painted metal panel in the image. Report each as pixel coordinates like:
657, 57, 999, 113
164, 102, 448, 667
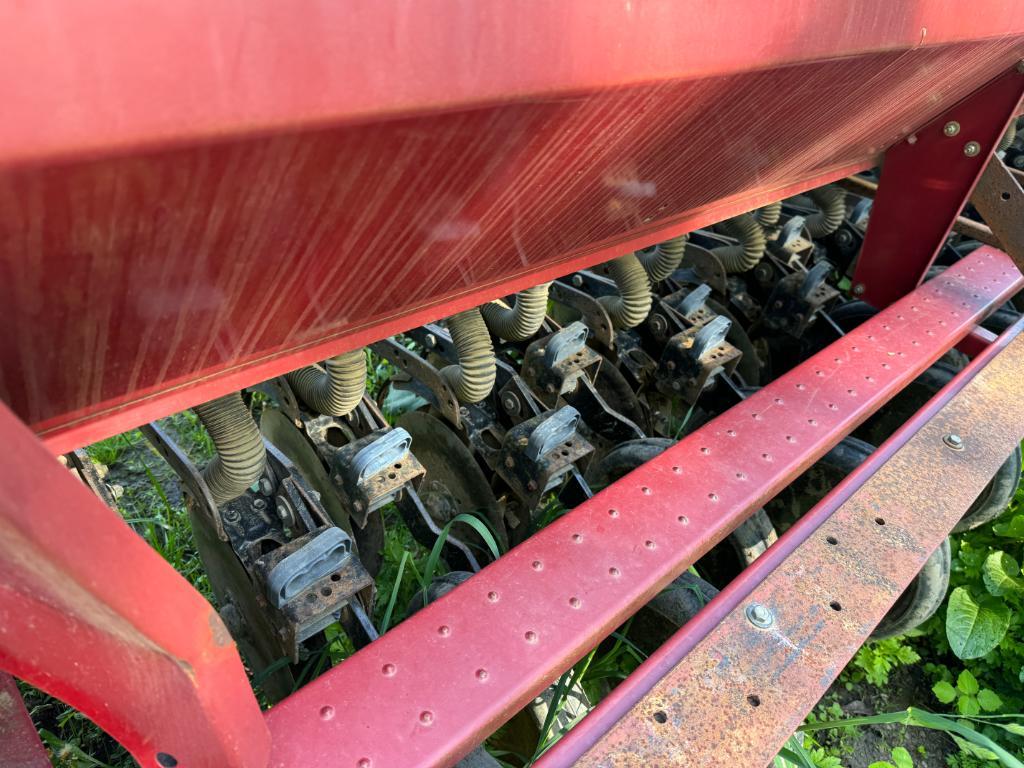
0, 673, 50, 768
263, 248, 1021, 768
540, 315, 1024, 766
854, 66, 1024, 308
2, 2, 1024, 166
0, 404, 269, 767
568, 322, 1024, 766
0, 8, 1021, 451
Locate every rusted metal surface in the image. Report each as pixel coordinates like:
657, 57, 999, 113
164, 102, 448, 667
853, 65, 1024, 308
569, 326, 1024, 767
540, 314, 1024, 766
0, 673, 50, 768
0, 399, 269, 768
262, 249, 1021, 768
972, 156, 1024, 270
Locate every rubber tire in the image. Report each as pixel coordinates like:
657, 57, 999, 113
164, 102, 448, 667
871, 538, 951, 640
954, 444, 1023, 533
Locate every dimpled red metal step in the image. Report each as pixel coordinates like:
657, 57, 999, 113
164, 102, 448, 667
264, 247, 1023, 768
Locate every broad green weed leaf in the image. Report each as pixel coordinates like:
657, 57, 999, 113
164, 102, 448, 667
977, 689, 1003, 712
957, 670, 979, 695
982, 551, 1024, 596
933, 681, 957, 704
946, 587, 1012, 659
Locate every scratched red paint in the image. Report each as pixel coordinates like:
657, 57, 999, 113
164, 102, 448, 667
0, 30, 1020, 451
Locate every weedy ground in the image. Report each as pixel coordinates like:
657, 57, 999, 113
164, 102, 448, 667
20, 410, 1024, 767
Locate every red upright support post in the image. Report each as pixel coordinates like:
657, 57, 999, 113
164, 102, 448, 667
0, 674, 50, 768
853, 66, 1024, 308
0, 402, 269, 768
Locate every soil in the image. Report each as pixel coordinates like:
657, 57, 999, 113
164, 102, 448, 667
817, 665, 955, 768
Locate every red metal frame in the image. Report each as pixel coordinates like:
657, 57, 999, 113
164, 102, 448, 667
0, 401, 269, 768
853, 66, 1024, 307
3, 8, 1024, 768
568, 322, 1024, 765
540, 315, 1024, 765
0, 6, 1021, 453
262, 248, 1021, 767
0, 674, 50, 768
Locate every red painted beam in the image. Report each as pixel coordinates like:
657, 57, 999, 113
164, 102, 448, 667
0, 674, 50, 768
565, 319, 1024, 766
2, 1, 1024, 166
542, 314, 1024, 766
263, 247, 1022, 768
0, 403, 269, 768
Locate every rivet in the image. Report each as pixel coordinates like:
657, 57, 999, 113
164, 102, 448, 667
964, 141, 981, 157
943, 120, 961, 137
746, 603, 774, 629
943, 433, 965, 450
852, 283, 865, 296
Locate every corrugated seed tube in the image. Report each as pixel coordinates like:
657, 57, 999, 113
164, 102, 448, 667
754, 202, 783, 227
192, 393, 267, 506
480, 282, 551, 341
441, 308, 497, 403
713, 213, 767, 273
286, 350, 366, 417
638, 234, 688, 283
599, 253, 653, 329
805, 186, 846, 238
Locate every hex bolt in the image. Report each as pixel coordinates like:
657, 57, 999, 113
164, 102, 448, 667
852, 283, 865, 296
258, 477, 274, 496
424, 333, 437, 349
501, 392, 520, 413
943, 121, 961, 137
222, 506, 241, 523
943, 433, 965, 451
571, 274, 584, 288
746, 602, 774, 629
964, 141, 981, 158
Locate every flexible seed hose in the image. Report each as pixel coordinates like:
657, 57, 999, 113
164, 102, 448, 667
193, 393, 267, 506
286, 350, 366, 416
999, 122, 1017, 152
754, 202, 783, 228
713, 213, 767, 273
805, 186, 846, 239
638, 234, 687, 283
598, 253, 652, 329
480, 283, 551, 341
441, 308, 496, 403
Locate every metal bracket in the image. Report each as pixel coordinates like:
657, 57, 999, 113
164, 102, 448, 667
141, 421, 226, 541
370, 337, 462, 427
265, 526, 353, 607
971, 155, 1024, 271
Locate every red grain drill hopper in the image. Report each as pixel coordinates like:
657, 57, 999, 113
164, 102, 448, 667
4, 3, 1024, 766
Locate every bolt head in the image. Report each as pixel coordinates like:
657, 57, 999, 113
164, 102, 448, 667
504, 456, 515, 469
943, 121, 961, 137
943, 433, 965, 450
746, 602, 774, 629
424, 333, 437, 348
258, 477, 274, 495
571, 274, 584, 288
852, 283, 865, 296
906, 133, 918, 145
964, 141, 981, 157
